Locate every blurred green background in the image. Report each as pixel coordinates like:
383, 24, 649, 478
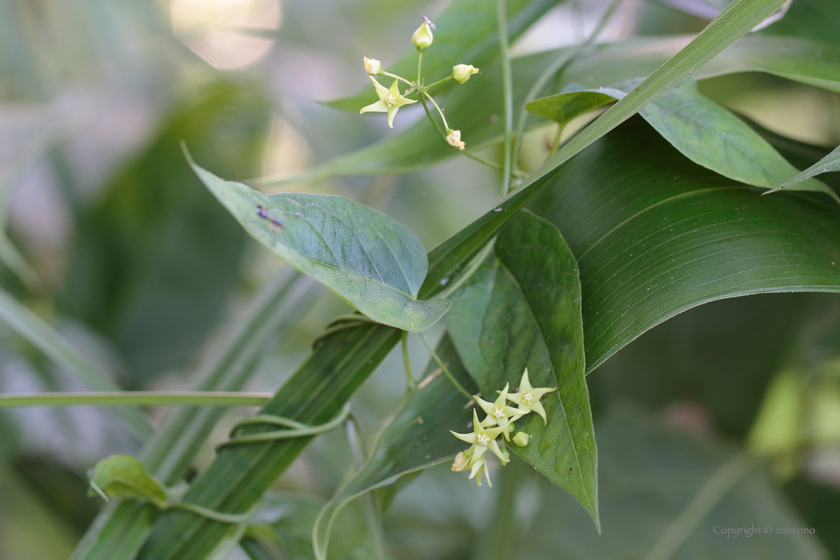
1, 1, 839, 559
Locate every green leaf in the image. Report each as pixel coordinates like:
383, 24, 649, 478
326, 0, 557, 111
0, 287, 153, 440
188, 156, 448, 332
772, 144, 840, 192
446, 211, 598, 527
89, 456, 168, 510
527, 78, 838, 200
312, 334, 475, 560
530, 116, 840, 372
136, 323, 401, 560
525, 89, 617, 128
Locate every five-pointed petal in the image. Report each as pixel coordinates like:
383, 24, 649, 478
450, 410, 509, 464
505, 368, 557, 425
475, 384, 529, 439
359, 77, 417, 128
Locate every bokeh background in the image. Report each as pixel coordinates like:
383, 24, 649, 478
1, 1, 840, 559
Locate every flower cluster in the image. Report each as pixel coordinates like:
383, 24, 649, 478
359, 16, 479, 150
450, 369, 556, 486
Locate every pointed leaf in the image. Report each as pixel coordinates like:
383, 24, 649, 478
527, 78, 837, 199
530, 117, 840, 372
446, 211, 598, 527
773, 144, 840, 192
188, 156, 448, 332
89, 455, 168, 509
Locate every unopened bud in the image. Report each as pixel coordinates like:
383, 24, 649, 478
452, 64, 479, 84
364, 57, 382, 76
412, 19, 434, 52
512, 431, 531, 448
452, 451, 470, 471
445, 128, 465, 151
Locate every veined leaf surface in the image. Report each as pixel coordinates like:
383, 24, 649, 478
189, 156, 448, 332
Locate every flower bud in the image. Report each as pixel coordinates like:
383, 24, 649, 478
452, 451, 470, 471
412, 20, 434, 52
452, 64, 479, 84
445, 128, 465, 151
512, 431, 531, 448
363, 57, 382, 76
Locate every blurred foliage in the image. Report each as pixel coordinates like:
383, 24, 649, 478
0, 1, 839, 560
58, 82, 271, 382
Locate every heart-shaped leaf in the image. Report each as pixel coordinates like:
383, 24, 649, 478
187, 154, 449, 332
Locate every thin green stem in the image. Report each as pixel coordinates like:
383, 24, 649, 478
218, 403, 352, 448
438, 238, 496, 300
402, 331, 416, 391
423, 91, 450, 131
550, 124, 564, 156
643, 452, 758, 560
497, 0, 514, 197
417, 51, 423, 85
381, 71, 414, 87
419, 93, 507, 172
422, 76, 453, 91
511, 0, 621, 175
0, 391, 273, 408
418, 332, 472, 400
168, 502, 254, 525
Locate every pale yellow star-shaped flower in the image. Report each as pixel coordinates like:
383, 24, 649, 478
505, 368, 557, 425
359, 77, 417, 128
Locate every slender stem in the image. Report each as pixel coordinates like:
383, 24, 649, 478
417, 51, 423, 85
381, 71, 414, 87
0, 391, 273, 408
218, 403, 352, 448
438, 238, 496, 300
511, 0, 621, 175
423, 91, 450, 131
402, 331, 416, 390
418, 92, 508, 172
169, 502, 254, 525
550, 124, 564, 156
643, 452, 758, 560
497, 0, 514, 197
346, 416, 389, 560
418, 332, 472, 400
422, 76, 453, 91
